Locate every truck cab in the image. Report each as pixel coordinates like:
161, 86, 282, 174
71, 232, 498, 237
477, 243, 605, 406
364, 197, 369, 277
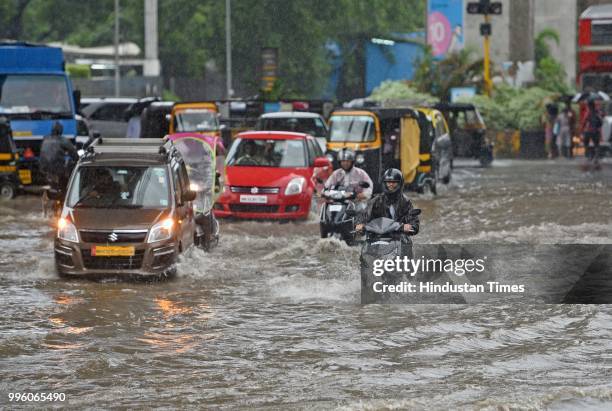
0, 42, 79, 184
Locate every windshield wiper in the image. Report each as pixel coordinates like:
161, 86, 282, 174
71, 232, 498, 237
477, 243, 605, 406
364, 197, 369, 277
32, 110, 73, 118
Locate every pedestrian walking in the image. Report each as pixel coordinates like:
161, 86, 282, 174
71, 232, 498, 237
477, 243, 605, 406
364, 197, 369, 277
581, 99, 603, 162
543, 103, 559, 159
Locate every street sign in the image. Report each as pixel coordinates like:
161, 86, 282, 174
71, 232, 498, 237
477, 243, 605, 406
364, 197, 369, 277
261, 47, 278, 92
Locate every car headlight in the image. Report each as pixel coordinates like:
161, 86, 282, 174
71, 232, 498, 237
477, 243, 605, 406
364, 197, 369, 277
355, 153, 365, 164
57, 218, 78, 242
284, 177, 305, 196
147, 218, 174, 243
326, 153, 335, 163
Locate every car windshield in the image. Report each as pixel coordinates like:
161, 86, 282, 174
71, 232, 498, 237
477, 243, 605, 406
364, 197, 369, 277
226, 138, 306, 167
0, 75, 72, 115
257, 117, 327, 137
175, 109, 219, 132
66, 166, 170, 209
328, 115, 376, 142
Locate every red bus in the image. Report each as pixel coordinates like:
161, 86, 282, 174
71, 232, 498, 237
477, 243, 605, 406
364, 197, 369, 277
578, 4, 612, 93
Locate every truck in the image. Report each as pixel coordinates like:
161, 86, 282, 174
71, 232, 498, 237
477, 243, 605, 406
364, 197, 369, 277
0, 42, 79, 184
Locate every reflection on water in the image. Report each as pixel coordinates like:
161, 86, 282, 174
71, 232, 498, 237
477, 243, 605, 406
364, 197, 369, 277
1, 160, 612, 408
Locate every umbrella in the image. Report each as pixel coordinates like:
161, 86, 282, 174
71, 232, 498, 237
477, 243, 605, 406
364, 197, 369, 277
571, 91, 610, 103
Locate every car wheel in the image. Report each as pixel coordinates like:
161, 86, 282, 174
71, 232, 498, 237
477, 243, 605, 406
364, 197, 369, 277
0, 183, 15, 201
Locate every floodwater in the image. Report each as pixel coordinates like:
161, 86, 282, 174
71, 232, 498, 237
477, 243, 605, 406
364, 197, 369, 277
1, 159, 611, 409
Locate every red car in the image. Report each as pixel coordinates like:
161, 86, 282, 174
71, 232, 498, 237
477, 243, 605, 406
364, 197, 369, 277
214, 131, 331, 220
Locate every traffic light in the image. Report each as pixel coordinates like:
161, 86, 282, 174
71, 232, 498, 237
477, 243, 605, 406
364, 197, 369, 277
488, 2, 502, 15
480, 23, 492, 36
466, 2, 483, 14
466, 1, 502, 15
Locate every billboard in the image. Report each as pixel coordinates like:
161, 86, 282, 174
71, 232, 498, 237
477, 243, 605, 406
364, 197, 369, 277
427, 0, 464, 58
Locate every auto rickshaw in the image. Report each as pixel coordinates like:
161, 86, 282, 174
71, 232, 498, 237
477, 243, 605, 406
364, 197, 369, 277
327, 106, 439, 193
0, 117, 31, 200
166, 132, 224, 250
434, 102, 493, 166
169, 102, 221, 138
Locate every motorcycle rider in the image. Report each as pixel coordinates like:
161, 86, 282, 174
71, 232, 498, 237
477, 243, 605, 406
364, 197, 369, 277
323, 149, 373, 203
356, 168, 420, 254
39, 121, 78, 194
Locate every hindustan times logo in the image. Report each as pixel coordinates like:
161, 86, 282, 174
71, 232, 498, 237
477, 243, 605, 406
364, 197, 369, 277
372, 256, 487, 277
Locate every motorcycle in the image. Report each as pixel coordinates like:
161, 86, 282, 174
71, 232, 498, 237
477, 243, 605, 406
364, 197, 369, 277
359, 210, 421, 303
319, 181, 369, 245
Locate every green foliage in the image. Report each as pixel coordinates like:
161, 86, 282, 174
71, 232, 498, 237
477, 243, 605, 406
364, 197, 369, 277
534, 56, 570, 95
532, 28, 571, 94
460, 85, 558, 131
66, 63, 91, 78
534, 28, 560, 65
414, 47, 483, 101
368, 80, 436, 103
162, 89, 181, 102
2, 0, 426, 99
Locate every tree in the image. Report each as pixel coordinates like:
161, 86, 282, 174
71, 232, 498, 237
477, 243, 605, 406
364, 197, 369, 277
5, 0, 427, 99
533, 28, 570, 94
413, 47, 484, 101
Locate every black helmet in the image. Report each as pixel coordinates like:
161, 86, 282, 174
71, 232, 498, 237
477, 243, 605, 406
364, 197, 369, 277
382, 168, 404, 196
337, 148, 355, 162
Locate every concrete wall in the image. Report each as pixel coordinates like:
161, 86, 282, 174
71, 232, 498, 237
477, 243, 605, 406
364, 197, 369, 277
463, 0, 577, 86
534, 0, 577, 86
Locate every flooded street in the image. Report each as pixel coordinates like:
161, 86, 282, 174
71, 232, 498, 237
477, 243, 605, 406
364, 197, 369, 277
1, 159, 612, 409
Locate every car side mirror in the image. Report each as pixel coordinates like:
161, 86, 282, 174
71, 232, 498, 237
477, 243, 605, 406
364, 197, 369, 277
409, 208, 422, 216
47, 188, 62, 201
92, 131, 101, 139
359, 181, 370, 188
182, 190, 197, 202
313, 157, 331, 168
219, 124, 227, 130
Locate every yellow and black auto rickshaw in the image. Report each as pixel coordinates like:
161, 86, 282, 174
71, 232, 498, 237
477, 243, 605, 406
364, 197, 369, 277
434, 102, 492, 166
327, 106, 441, 193
0, 118, 30, 200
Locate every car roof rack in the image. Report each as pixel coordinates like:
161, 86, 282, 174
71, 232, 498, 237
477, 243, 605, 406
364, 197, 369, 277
86, 137, 170, 153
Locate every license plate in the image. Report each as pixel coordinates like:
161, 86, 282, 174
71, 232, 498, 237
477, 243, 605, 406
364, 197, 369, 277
329, 204, 343, 212
240, 195, 267, 204
92, 245, 135, 257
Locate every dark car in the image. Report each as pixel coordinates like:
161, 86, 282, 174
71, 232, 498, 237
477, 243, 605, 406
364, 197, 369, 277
54, 138, 196, 278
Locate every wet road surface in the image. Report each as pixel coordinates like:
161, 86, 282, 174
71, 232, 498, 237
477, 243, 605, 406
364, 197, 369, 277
1, 159, 612, 409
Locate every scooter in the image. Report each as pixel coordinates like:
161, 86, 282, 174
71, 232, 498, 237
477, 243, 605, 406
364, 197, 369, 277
359, 210, 421, 303
319, 181, 369, 245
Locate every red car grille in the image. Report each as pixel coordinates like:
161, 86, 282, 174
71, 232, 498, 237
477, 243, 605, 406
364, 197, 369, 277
229, 204, 280, 213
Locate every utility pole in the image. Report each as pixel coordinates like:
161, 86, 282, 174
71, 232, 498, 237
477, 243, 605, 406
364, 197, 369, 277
114, 0, 120, 97
467, 0, 502, 96
482, 14, 492, 96
144, 0, 160, 77
225, 0, 233, 98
